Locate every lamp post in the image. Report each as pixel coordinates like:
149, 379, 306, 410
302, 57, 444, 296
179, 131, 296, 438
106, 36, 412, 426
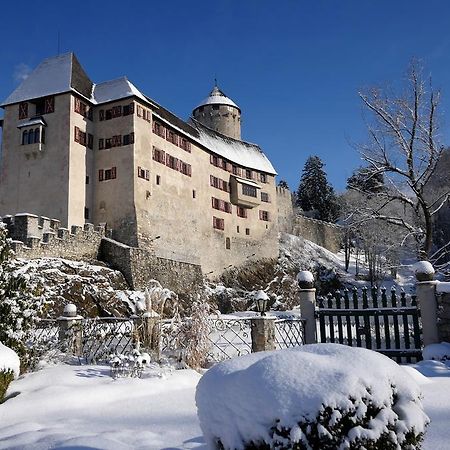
255, 290, 269, 317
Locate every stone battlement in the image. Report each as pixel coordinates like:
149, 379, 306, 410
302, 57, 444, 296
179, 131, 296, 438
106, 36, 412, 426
1, 213, 107, 260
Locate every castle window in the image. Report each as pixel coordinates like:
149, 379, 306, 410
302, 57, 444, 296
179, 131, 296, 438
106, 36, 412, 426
87, 134, 93, 149
34, 128, 40, 144
28, 129, 34, 144
225, 237, 231, 250
237, 226, 240, 233
112, 135, 122, 147
260, 173, 268, 183
86, 176, 89, 184
111, 106, 122, 118
153, 121, 165, 138
105, 109, 112, 120
99, 167, 116, 181
210, 155, 219, 167
232, 165, 241, 176
179, 137, 191, 152
138, 166, 150, 180
245, 228, 250, 235
261, 192, 270, 203
259, 210, 270, 221
245, 169, 253, 180
74, 126, 86, 146
98, 139, 104, 150
153, 147, 165, 164
237, 206, 247, 218
156, 175, 161, 185
242, 184, 257, 198
84, 207, 90, 220
22, 130, 28, 145
105, 138, 112, 149
99, 169, 104, 181
123, 132, 135, 146
193, 190, 196, 198
99, 110, 105, 121
213, 216, 224, 231
19, 102, 28, 119
166, 130, 178, 145
123, 103, 135, 116
34, 96, 54, 115
74, 98, 88, 117
180, 161, 192, 177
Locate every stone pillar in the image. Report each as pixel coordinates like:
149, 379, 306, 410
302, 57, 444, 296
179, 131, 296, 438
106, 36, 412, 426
297, 270, 317, 344
250, 317, 276, 352
58, 303, 83, 357
12, 213, 39, 241
414, 261, 439, 347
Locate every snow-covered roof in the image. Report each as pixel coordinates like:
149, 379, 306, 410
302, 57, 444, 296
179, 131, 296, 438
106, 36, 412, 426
234, 176, 261, 189
17, 117, 47, 128
2, 53, 75, 106
92, 77, 151, 105
191, 119, 277, 175
195, 86, 240, 110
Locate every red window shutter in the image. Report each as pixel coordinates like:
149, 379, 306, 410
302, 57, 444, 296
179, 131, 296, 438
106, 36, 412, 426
99, 169, 104, 181
19, 102, 28, 119
145, 170, 150, 181
74, 126, 79, 143
138, 166, 141, 177
187, 164, 192, 177
45, 97, 54, 113
111, 167, 117, 179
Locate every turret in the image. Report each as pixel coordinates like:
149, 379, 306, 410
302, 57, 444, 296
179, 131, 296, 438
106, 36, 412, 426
192, 85, 241, 140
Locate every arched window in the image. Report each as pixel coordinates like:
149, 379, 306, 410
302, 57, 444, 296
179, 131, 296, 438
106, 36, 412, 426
28, 129, 34, 144
34, 128, 40, 144
22, 130, 28, 145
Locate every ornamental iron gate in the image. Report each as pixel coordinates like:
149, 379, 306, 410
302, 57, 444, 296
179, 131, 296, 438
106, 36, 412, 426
316, 286, 422, 363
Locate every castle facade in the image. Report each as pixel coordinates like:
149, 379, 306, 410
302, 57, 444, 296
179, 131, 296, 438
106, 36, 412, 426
0, 53, 279, 275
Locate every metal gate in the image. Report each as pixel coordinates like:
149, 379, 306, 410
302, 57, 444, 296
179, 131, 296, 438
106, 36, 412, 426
316, 286, 422, 363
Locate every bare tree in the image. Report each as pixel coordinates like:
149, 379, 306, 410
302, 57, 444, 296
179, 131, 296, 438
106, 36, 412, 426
356, 61, 449, 260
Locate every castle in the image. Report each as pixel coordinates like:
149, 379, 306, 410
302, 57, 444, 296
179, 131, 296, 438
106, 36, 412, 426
0, 53, 283, 276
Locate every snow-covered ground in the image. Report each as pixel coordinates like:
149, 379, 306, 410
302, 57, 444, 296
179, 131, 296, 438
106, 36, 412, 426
0, 357, 449, 449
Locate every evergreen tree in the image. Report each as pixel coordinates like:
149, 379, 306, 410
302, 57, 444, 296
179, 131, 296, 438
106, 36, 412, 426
296, 156, 340, 222
347, 166, 384, 194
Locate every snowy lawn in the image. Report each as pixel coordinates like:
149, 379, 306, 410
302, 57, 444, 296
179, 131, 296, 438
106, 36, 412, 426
0, 358, 449, 450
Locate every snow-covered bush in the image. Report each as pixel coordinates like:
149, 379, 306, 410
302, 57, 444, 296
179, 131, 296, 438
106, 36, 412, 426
0, 342, 20, 400
0, 225, 46, 365
196, 344, 429, 450
423, 342, 450, 362
109, 350, 151, 379
180, 295, 212, 369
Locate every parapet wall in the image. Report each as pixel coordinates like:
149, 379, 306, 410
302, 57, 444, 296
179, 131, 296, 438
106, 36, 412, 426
292, 215, 343, 253
2, 213, 106, 260
99, 237, 203, 295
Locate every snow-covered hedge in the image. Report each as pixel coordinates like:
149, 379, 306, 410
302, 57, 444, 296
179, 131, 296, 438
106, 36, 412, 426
196, 344, 429, 450
423, 342, 450, 361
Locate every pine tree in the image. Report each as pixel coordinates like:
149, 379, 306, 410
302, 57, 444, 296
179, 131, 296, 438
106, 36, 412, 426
296, 156, 340, 222
347, 166, 384, 194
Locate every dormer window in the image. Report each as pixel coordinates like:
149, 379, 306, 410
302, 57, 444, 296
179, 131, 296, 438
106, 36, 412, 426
18, 118, 46, 149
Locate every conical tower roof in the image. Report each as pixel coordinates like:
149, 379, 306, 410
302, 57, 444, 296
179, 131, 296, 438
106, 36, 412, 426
196, 85, 240, 111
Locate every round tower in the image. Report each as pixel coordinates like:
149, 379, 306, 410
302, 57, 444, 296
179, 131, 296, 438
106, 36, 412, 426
192, 85, 241, 140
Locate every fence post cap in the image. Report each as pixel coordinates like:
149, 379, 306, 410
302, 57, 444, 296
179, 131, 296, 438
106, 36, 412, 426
63, 303, 77, 317
297, 270, 314, 289
414, 261, 435, 282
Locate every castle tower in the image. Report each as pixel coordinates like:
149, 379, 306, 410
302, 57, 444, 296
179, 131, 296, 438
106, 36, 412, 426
192, 85, 241, 140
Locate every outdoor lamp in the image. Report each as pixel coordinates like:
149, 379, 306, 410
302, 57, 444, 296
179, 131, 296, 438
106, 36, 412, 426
255, 290, 269, 316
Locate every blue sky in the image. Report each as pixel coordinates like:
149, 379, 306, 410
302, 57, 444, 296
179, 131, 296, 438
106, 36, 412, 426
1, 0, 450, 191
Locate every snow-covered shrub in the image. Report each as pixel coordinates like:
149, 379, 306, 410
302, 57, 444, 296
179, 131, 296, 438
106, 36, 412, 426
196, 344, 429, 450
109, 350, 151, 379
0, 342, 20, 401
0, 225, 46, 366
423, 342, 450, 362
180, 295, 212, 369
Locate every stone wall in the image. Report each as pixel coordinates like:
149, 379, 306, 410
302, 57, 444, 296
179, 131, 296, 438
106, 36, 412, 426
2, 213, 105, 260
276, 186, 294, 233
437, 292, 450, 342
99, 237, 203, 294
292, 215, 343, 253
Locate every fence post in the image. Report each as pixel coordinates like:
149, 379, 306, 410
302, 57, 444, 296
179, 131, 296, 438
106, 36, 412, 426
414, 261, 439, 347
250, 317, 276, 352
297, 270, 317, 344
57, 303, 83, 357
